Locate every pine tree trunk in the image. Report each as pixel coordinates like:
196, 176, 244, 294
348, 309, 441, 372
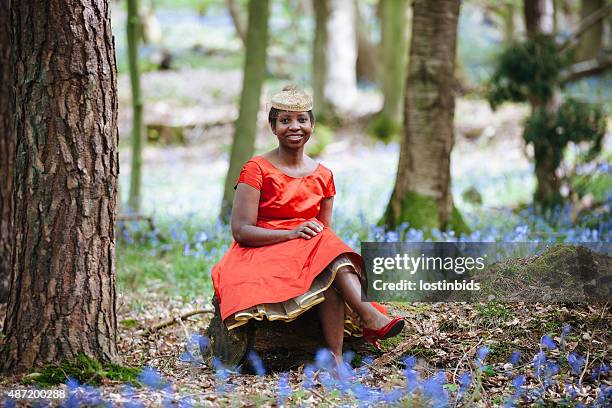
127, 0, 144, 213
382, 0, 466, 232
0, 0, 120, 373
220, 0, 270, 221
377, 0, 409, 134
575, 0, 604, 62
313, 0, 330, 120
0, 0, 13, 303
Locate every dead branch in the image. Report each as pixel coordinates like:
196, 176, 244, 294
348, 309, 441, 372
560, 57, 612, 85
138, 307, 215, 336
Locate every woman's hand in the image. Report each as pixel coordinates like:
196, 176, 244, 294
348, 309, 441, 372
288, 221, 324, 240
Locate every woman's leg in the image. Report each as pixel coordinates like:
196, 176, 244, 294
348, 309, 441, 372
332, 266, 391, 330
317, 286, 345, 364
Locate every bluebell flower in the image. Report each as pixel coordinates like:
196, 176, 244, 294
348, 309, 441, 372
592, 363, 610, 381
532, 351, 547, 378
276, 372, 291, 406
302, 364, 316, 390
65, 377, 80, 391
561, 324, 571, 337
476, 346, 490, 367
541, 335, 557, 350
422, 372, 448, 408
138, 366, 166, 389
352, 383, 377, 407
314, 348, 334, 370
456, 371, 472, 401
509, 351, 521, 365
567, 353, 586, 375
382, 388, 402, 404
3, 398, 17, 408
247, 350, 266, 376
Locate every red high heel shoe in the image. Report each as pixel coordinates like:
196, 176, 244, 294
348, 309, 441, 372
362, 317, 405, 351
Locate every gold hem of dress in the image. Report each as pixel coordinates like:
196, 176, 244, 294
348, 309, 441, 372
224, 254, 363, 337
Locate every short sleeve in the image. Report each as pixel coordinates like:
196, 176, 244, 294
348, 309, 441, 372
325, 171, 336, 197
234, 160, 263, 190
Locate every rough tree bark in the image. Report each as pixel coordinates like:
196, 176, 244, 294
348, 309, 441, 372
0, 0, 120, 373
220, 0, 269, 221
382, 0, 467, 232
0, 0, 13, 304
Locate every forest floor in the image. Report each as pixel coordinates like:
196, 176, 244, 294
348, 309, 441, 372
1, 294, 610, 407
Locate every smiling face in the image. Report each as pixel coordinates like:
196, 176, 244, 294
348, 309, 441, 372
271, 110, 314, 149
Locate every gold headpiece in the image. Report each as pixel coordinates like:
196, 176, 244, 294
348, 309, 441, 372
270, 85, 313, 111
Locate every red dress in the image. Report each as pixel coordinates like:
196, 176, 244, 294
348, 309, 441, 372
211, 156, 384, 330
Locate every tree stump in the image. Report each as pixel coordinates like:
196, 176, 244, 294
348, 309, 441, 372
203, 294, 371, 371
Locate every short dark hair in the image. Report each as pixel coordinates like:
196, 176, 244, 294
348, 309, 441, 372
268, 108, 315, 130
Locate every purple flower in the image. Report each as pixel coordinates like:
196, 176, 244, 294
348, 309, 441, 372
541, 335, 557, 350
247, 350, 266, 376
562, 324, 571, 336
276, 372, 291, 405
509, 351, 521, 365
138, 366, 165, 389
592, 363, 610, 381
314, 348, 334, 370
567, 353, 585, 375
302, 364, 316, 390
476, 346, 490, 367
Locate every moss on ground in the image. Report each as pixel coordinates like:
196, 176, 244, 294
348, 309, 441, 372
21, 353, 141, 387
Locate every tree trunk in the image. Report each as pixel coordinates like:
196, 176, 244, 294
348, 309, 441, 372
127, 0, 144, 213
372, 0, 409, 140
354, 0, 377, 84
524, 0, 563, 208
0, 0, 120, 373
226, 0, 247, 47
312, 0, 331, 121
325, 0, 358, 113
220, 0, 270, 221
382, 0, 467, 232
205, 295, 372, 371
524, 0, 555, 36
0, 0, 13, 304
575, 0, 604, 62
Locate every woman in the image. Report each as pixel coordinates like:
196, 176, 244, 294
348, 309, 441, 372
211, 85, 404, 366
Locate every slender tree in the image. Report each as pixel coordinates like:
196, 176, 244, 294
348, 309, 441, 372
370, 0, 409, 141
312, 0, 330, 120
0, 0, 13, 303
226, 0, 247, 46
354, 0, 377, 84
575, 0, 604, 62
1, 0, 119, 372
382, 0, 467, 232
326, 0, 358, 112
221, 0, 270, 220
127, 0, 144, 212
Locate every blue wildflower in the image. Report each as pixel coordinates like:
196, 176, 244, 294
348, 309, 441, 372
276, 372, 291, 406
509, 351, 521, 365
458, 371, 472, 400
422, 372, 448, 408
314, 348, 334, 371
541, 335, 557, 350
567, 353, 585, 375
302, 364, 316, 390
476, 346, 490, 367
247, 350, 266, 376
562, 324, 571, 336
138, 366, 165, 389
